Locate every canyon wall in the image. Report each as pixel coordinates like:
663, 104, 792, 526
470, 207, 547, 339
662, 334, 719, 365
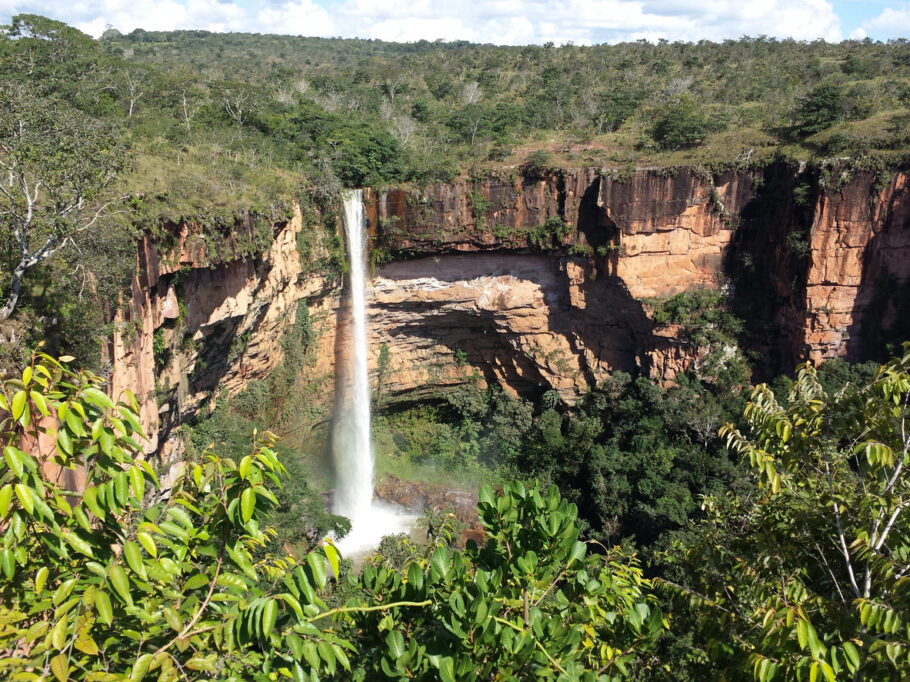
110, 164, 910, 453
108, 204, 338, 454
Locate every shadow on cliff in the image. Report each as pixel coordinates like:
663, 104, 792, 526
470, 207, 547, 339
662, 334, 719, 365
375, 253, 653, 399
845, 180, 910, 361
567, 178, 653, 380
724, 161, 813, 380
160, 257, 278, 444
378, 299, 553, 402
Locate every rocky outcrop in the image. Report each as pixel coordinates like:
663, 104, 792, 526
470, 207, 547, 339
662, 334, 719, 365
108, 203, 338, 454
368, 254, 649, 402
804, 171, 910, 363
363, 168, 756, 398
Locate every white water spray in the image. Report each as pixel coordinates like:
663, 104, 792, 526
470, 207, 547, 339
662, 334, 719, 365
332, 190, 415, 557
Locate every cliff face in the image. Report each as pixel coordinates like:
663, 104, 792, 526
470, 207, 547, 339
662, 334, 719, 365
110, 164, 910, 453
108, 204, 337, 454
804, 171, 910, 363
364, 168, 755, 398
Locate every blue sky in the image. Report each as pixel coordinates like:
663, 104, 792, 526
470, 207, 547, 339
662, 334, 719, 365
2, 0, 909, 44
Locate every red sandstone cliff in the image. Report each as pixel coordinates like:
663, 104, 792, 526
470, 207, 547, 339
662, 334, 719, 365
108, 164, 910, 454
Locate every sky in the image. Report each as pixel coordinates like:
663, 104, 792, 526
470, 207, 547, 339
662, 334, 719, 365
1, 0, 909, 45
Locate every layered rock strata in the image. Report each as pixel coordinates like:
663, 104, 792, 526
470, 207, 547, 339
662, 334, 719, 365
108, 204, 336, 453
109, 165, 910, 454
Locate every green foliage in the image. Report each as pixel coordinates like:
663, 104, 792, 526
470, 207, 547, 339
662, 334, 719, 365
340, 481, 667, 680
467, 188, 492, 228
794, 83, 844, 138
645, 288, 750, 391
0, 352, 351, 680
522, 149, 553, 177
661, 345, 910, 680
649, 97, 713, 150
0, 353, 673, 680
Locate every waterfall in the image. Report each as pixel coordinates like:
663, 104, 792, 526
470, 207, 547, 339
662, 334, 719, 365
333, 189, 373, 524
332, 189, 415, 558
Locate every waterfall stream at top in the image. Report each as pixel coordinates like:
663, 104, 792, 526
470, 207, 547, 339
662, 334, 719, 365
331, 189, 415, 559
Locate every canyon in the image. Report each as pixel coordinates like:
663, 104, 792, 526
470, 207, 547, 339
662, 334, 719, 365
108, 162, 910, 454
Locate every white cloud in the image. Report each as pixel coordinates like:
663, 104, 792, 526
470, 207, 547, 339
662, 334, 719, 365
0, 0, 845, 43
859, 6, 910, 41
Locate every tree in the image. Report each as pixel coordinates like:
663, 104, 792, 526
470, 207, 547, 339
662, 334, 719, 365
649, 96, 712, 150
341, 481, 668, 680
661, 346, 910, 680
794, 83, 844, 138
0, 86, 126, 320
120, 67, 148, 119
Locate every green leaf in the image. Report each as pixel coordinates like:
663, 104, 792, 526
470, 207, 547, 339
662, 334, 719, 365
29, 389, 49, 416
14, 483, 34, 515
94, 590, 113, 625
83, 386, 114, 409
842, 641, 860, 671
302, 641, 320, 670
241, 487, 255, 523
52, 578, 76, 606
129, 653, 152, 682
430, 546, 451, 582
57, 426, 73, 455
262, 599, 277, 638
114, 471, 129, 507
129, 466, 145, 501
82, 487, 105, 520
137, 531, 157, 558
437, 656, 456, 682
98, 429, 113, 455
109, 565, 133, 606
124, 541, 147, 580
35, 566, 49, 594
4, 446, 23, 478
0, 484, 13, 517
307, 552, 327, 589
50, 614, 68, 650
64, 406, 84, 437
184, 573, 209, 591
323, 541, 340, 579
0, 548, 15, 579
50, 652, 69, 682
11, 390, 27, 422
62, 531, 94, 558
386, 630, 406, 659
163, 607, 182, 632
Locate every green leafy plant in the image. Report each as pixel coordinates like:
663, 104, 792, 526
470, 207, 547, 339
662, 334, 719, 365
340, 481, 667, 680
0, 352, 351, 680
661, 345, 910, 680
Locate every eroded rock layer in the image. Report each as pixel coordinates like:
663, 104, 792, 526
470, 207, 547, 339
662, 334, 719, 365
108, 165, 910, 454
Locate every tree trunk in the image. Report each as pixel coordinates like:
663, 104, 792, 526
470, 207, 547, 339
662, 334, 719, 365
0, 261, 26, 321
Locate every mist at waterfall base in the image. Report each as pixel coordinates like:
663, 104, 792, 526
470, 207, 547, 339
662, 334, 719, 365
331, 190, 417, 560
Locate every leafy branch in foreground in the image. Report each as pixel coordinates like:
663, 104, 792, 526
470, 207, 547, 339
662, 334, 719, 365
340, 481, 668, 681
659, 343, 910, 681
0, 353, 348, 681
0, 353, 669, 681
